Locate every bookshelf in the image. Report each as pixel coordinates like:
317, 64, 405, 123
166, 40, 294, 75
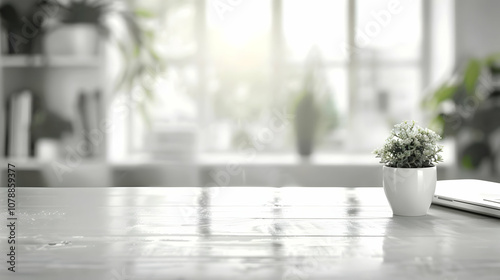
0, 1, 110, 172
0, 57, 108, 158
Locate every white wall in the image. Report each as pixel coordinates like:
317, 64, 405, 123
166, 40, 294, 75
429, 0, 455, 86
455, 0, 500, 64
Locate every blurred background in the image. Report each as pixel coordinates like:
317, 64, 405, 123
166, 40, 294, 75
0, 0, 499, 187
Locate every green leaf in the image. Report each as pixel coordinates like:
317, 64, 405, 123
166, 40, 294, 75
484, 52, 500, 66
148, 46, 160, 61
461, 155, 474, 170
429, 115, 445, 136
133, 45, 141, 58
463, 59, 481, 95
428, 84, 458, 109
142, 87, 155, 101
460, 142, 491, 170
144, 30, 155, 40
134, 9, 156, 18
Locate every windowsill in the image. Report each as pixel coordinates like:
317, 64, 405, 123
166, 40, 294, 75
197, 152, 379, 166
110, 147, 455, 168
1, 145, 456, 188
105, 152, 379, 168
105, 139, 456, 168
1, 145, 455, 169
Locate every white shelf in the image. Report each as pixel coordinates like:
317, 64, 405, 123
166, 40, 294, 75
1, 55, 101, 68
0, 159, 108, 170
0, 159, 45, 170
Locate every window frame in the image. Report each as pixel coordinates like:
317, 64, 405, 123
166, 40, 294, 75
123, 0, 430, 156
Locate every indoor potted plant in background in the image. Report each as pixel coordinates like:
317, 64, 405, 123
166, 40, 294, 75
424, 54, 500, 177
374, 120, 443, 216
292, 47, 338, 158
41, 0, 164, 118
42, 0, 144, 56
43, 0, 108, 55
293, 89, 319, 157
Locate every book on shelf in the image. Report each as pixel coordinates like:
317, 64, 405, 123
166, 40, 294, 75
7, 90, 33, 158
76, 90, 101, 157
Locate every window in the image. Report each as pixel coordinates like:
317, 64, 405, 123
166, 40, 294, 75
113, 0, 427, 159
350, 0, 423, 151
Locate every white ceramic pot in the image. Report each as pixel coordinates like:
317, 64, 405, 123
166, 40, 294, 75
44, 24, 100, 56
383, 166, 437, 216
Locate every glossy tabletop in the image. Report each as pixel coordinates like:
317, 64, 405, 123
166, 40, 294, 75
1, 187, 499, 280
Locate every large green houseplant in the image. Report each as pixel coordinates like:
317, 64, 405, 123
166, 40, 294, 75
374, 121, 443, 216
425, 54, 500, 176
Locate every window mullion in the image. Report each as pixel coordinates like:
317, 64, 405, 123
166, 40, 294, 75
420, 0, 431, 122
347, 0, 358, 125
272, 0, 284, 108
196, 0, 208, 135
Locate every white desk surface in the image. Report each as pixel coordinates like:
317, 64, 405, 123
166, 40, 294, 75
1, 187, 499, 280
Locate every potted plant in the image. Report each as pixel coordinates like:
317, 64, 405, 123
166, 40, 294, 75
293, 90, 319, 157
41, 0, 105, 55
292, 47, 338, 158
424, 54, 500, 177
42, 0, 144, 56
374, 120, 443, 216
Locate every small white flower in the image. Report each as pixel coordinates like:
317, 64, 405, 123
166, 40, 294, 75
373, 121, 443, 168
